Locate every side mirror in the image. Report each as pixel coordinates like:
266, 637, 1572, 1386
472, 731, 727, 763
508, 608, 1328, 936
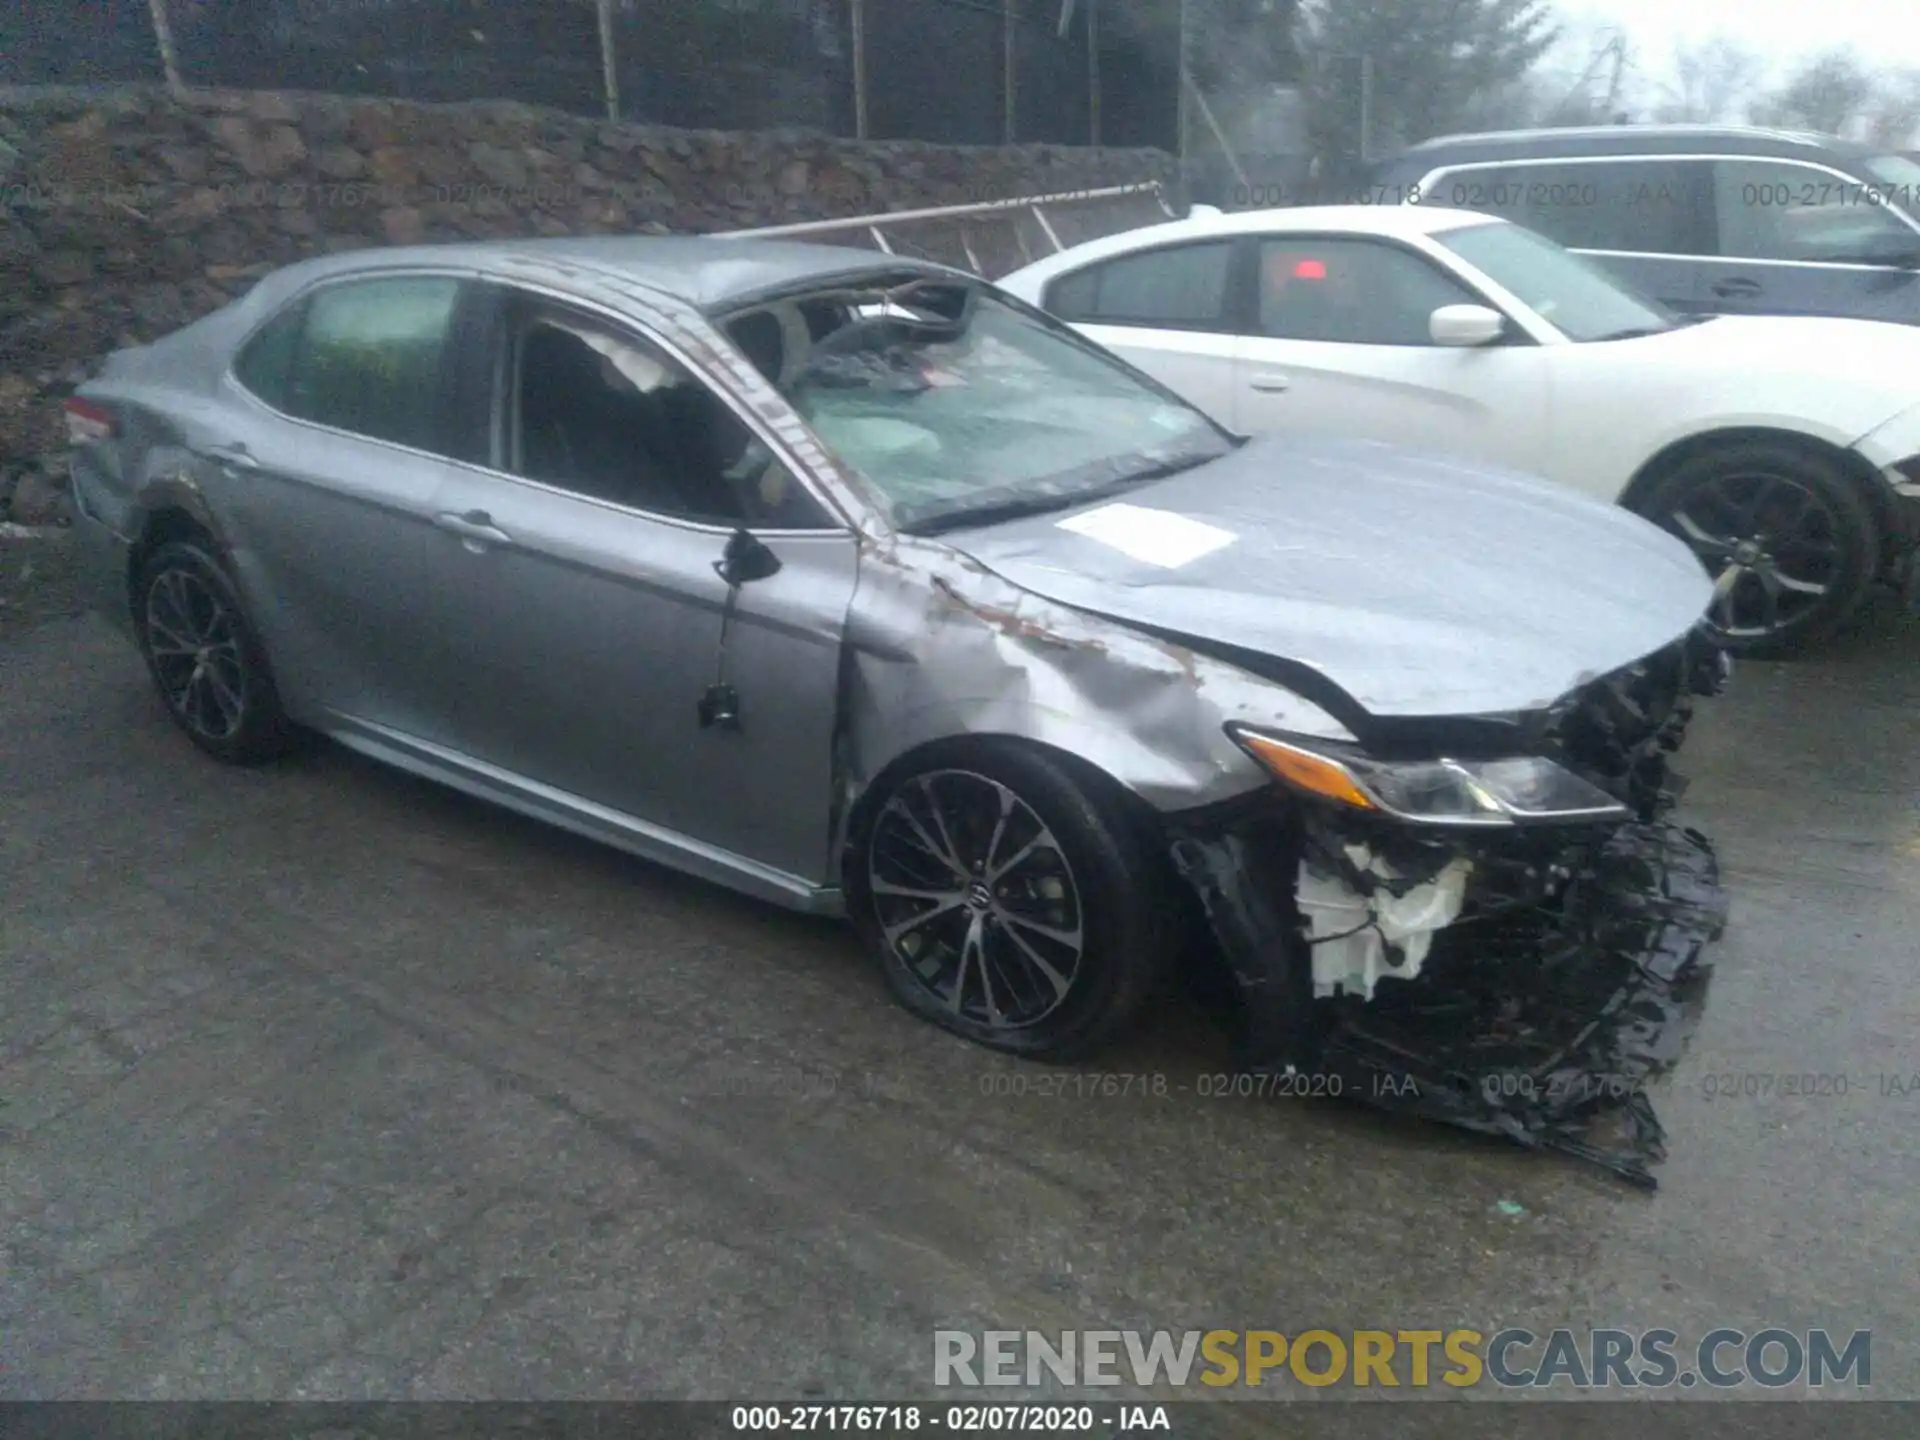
714, 528, 782, 587
1429, 303, 1508, 347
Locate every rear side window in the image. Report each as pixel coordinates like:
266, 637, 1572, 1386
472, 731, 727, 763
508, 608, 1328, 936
236, 276, 462, 453
1045, 241, 1234, 329
1711, 158, 1920, 262
1432, 159, 1713, 256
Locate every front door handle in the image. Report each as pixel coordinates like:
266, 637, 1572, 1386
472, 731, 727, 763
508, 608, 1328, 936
1247, 372, 1291, 392
433, 509, 513, 548
204, 442, 258, 470
1711, 277, 1762, 299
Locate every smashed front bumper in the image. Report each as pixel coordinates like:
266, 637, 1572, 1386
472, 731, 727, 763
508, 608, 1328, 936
1167, 633, 1731, 1189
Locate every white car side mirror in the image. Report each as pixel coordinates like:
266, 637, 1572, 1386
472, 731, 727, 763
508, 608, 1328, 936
1430, 304, 1507, 347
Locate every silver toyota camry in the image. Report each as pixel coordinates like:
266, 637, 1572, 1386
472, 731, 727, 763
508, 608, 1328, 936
67, 236, 1731, 1183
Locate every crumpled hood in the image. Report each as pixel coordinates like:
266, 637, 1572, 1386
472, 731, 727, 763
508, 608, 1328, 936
941, 434, 1714, 718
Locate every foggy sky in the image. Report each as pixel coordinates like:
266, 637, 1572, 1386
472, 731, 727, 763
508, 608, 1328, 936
1564, 0, 1920, 86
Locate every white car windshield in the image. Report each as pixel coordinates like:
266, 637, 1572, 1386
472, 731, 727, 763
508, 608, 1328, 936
1435, 221, 1679, 343
773, 287, 1234, 533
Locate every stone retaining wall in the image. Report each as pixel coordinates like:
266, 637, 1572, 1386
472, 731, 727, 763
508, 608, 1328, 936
0, 85, 1175, 523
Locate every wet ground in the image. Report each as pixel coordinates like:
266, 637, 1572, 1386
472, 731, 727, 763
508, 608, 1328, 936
2, 553, 1917, 1413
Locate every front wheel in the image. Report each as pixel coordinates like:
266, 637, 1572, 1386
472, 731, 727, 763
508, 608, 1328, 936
1638, 441, 1880, 657
847, 742, 1173, 1061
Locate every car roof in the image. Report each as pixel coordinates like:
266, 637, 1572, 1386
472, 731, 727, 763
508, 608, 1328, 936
250, 235, 953, 315
1001, 204, 1500, 284
1382, 123, 1885, 170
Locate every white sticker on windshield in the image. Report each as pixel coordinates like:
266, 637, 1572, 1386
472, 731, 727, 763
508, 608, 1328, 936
1056, 503, 1236, 568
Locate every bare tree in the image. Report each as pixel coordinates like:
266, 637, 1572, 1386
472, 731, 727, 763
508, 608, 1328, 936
1749, 49, 1876, 135
1653, 34, 1761, 124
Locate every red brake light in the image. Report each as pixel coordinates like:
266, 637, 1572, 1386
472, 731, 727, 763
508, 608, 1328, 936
65, 397, 117, 443
1294, 260, 1327, 280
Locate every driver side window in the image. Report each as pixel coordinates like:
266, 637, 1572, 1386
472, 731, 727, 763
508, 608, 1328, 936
1256, 238, 1483, 345
502, 303, 829, 529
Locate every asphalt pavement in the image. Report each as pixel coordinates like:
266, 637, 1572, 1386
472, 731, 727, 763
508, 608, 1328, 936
2, 558, 1916, 1416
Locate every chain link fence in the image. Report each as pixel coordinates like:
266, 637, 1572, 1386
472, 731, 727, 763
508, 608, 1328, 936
1, 0, 1179, 152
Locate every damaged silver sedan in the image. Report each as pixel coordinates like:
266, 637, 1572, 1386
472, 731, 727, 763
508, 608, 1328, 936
67, 237, 1729, 1185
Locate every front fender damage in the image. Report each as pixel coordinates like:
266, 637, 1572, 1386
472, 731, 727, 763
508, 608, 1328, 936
1169, 624, 1732, 1189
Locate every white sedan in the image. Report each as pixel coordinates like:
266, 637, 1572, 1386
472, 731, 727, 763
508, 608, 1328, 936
999, 205, 1920, 653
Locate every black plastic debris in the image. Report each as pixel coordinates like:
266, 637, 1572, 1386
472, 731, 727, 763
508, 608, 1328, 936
1169, 625, 1730, 1188
1171, 815, 1727, 1190
1312, 820, 1725, 1190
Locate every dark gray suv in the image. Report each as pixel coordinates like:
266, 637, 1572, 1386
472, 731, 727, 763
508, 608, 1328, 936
1367, 126, 1920, 324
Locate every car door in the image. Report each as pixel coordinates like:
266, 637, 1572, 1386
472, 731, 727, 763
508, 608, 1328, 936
1232, 235, 1551, 475
1039, 238, 1242, 421
425, 285, 860, 886
1421, 157, 1716, 315
212, 271, 487, 747
1701, 157, 1920, 322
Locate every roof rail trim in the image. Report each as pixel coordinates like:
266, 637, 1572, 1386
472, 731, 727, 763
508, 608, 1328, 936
1406, 123, 1835, 152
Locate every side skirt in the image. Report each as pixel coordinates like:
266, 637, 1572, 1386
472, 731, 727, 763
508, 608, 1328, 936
323, 716, 847, 918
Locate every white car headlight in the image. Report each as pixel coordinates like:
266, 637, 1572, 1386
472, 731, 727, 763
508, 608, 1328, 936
1227, 726, 1630, 827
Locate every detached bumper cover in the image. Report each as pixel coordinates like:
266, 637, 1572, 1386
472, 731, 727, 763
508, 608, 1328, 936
1317, 820, 1723, 1189
1172, 814, 1726, 1189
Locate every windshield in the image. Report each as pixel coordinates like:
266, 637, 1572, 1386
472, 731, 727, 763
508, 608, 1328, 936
1864, 153, 1920, 222
1435, 221, 1678, 342
767, 288, 1233, 533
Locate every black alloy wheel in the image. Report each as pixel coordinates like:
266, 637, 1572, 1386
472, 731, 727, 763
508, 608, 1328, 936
136, 540, 301, 763
1642, 441, 1880, 656
851, 743, 1171, 1060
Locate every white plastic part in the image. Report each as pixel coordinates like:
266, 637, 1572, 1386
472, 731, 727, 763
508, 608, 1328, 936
1295, 845, 1474, 1000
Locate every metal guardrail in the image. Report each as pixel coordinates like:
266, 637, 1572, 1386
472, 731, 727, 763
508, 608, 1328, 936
717, 181, 1179, 277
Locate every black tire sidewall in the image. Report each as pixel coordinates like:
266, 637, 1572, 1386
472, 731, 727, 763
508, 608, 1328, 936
1639, 442, 1880, 656
847, 740, 1171, 1062
135, 540, 296, 763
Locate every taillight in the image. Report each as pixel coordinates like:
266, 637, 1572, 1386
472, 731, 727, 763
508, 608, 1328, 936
65, 397, 117, 444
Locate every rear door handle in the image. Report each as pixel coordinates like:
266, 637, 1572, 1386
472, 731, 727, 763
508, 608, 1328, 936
433, 509, 513, 548
1248, 372, 1291, 392
204, 442, 258, 469
1711, 277, 1762, 299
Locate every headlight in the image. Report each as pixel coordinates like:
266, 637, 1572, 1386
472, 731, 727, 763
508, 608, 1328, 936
1227, 726, 1630, 827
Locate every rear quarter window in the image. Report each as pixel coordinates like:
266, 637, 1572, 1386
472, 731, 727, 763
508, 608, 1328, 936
232, 300, 307, 409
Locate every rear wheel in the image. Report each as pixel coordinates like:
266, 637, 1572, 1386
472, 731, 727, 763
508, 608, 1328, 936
135, 539, 301, 763
848, 742, 1172, 1061
1638, 441, 1879, 657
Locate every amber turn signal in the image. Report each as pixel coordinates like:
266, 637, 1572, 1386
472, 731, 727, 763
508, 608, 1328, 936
1234, 732, 1378, 811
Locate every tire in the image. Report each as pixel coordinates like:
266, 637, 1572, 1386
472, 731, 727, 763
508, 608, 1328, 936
134, 539, 302, 764
1635, 440, 1880, 657
847, 740, 1174, 1062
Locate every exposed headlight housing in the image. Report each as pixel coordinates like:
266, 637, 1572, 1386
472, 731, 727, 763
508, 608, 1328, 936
1227, 726, 1630, 827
